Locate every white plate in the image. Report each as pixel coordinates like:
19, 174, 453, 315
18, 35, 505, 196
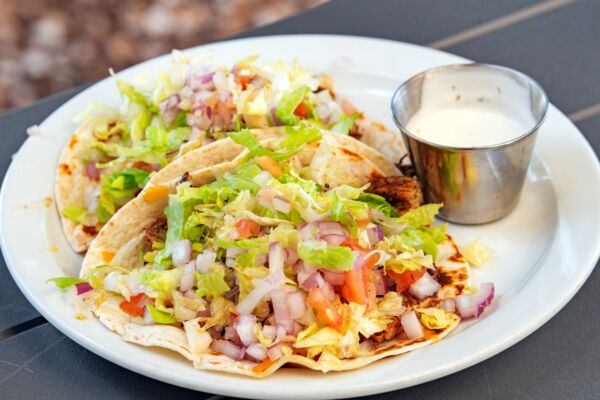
1, 35, 599, 399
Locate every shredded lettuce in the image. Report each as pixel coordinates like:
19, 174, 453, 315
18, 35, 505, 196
417, 307, 458, 329
146, 303, 176, 324
195, 268, 230, 297
154, 196, 185, 264
396, 204, 442, 228
330, 113, 359, 135
61, 204, 89, 225
47, 277, 84, 289
140, 267, 184, 293
298, 240, 354, 270
390, 225, 447, 261
461, 238, 493, 267
357, 193, 398, 218
275, 85, 310, 125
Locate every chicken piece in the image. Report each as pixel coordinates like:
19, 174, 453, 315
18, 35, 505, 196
367, 176, 424, 215
370, 317, 403, 345
144, 218, 168, 244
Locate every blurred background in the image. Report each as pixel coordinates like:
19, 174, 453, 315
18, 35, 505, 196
0, 0, 327, 112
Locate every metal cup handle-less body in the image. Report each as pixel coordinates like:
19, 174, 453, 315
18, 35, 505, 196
391, 64, 548, 224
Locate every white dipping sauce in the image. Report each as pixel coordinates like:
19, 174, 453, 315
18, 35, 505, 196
406, 69, 536, 148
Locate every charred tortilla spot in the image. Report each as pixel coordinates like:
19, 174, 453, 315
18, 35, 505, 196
82, 225, 98, 235
68, 135, 78, 149
58, 163, 72, 175
339, 148, 361, 160
436, 270, 453, 286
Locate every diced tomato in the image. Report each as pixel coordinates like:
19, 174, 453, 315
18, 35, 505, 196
255, 155, 282, 178
142, 185, 169, 202
293, 102, 310, 118
307, 288, 343, 332
119, 293, 153, 317
342, 253, 379, 309
235, 74, 254, 90
388, 268, 426, 293
340, 238, 368, 252
236, 219, 261, 239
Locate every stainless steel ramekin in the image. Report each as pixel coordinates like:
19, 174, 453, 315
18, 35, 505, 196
391, 63, 548, 224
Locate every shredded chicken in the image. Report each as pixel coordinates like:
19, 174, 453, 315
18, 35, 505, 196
367, 176, 424, 215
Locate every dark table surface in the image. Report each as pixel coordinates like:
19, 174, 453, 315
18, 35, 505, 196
1, 0, 599, 399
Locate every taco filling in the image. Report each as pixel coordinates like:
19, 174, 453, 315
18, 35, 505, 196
56, 52, 403, 252
52, 128, 493, 376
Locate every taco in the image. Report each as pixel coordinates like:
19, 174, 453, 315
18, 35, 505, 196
52, 125, 491, 377
55, 52, 405, 252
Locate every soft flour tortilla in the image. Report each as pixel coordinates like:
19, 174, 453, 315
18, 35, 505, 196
56, 124, 403, 253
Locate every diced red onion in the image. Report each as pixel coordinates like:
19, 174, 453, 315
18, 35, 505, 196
299, 223, 318, 241
367, 226, 384, 245
314, 90, 334, 104
359, 340, 373, 353
158, 94, 181, 124
249, 76, 266, 89
455, 283, 495, 319
85, 162, 101, 181
372, 270, 388, 296
272, 196, 292, 214
285, 291, 307, 319
196, 250, 216, 273
315, 273, 335, 301
320, 234, 346, 247
172, 240, 192, 266
235, 314, 258, 346
440, 298, 456, 312
226, 247, 246, 258
212, 340, 245, 361
316, 221, 346, 237
321, 270, 345, 286
409, 272, 441, 300
236, 270, 285, 314
246, 343, 267, 361
284, 247, 299, 267
223, 326, 241, 345
295, 308, 315, 326
179, 261, 196, 292
298, 271, 319, 289
262, 325, 277, 340
267, 344, 283, 360
316, 103, 332, 122
269, 242, 284, 275
75, 282, 93, 295
353, 251, 366, 271
401, 311, 424, 340
270, 288, 294, 334
270, 106, 283, 126
143, 307, 154, 325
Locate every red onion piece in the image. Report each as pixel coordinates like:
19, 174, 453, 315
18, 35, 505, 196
353, 251, 366, 271
223, 326, 242, 346
75, 282, 93, 295
235, 314, 258, 346
321, 270, 345, 286
315, 273, 335, 301
316, 221, 346, 237
272, 196, 292, 214
284, 247, 299, 267
85, 162, 101, 181
236, 270, 285, 314
285, 291, 307, 319
270, 106, 283, 126
270, 288, 295, 334
212, 340, 245, 361
179, 261, 196, 292
262, 325, 277, 340
358, 340, 373, 353
267, 344, 283, 360
299, 223, 318, 241
172, 240, 192, 266
440, 298, 456, 312
408, 272, 441, 300
246, 343, 267, 361
320, 234, 346, 247
316, 103, 332, 122
196, 250, 217, 273
269, 243, 284, 275
298, 271, 319, 289
372, 270, 388, 296
367, 226, 384, 245
455, 283, 495, 319
158, 94, 181, 124
401, 311, 424, 340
